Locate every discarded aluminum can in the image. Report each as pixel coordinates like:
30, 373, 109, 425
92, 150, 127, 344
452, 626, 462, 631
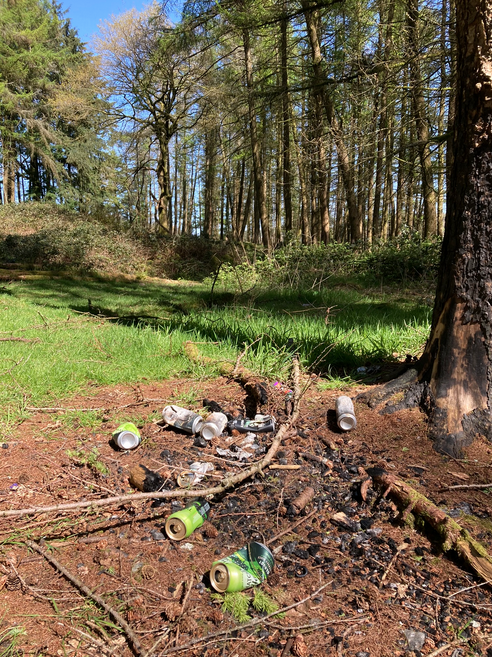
165, 499, 210, 541
112, 422, 141, 450
335, 396, 357, 431
230, 414, 275, 434
210, 541, 275, 592
162, 405, 203, 434
200, 412, 228, 440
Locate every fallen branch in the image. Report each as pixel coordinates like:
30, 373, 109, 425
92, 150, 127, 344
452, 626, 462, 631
367, 467, 492, 582
27, 540, 145, 657
440, 482, 492, 491
0, 360, 301, 519
158, 581, 333, 656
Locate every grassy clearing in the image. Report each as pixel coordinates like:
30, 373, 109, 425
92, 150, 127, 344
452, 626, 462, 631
0, 270, 432, 433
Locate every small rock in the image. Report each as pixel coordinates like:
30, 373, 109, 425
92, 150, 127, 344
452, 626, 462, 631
150, 530, 166, 541
403, 630, 426, 652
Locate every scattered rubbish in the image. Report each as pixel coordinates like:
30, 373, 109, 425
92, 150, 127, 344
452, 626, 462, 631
180, 542, 194, 550
200, 412, 228, 440
177, 462, 214, 487
9, 483, 19, 491
335, 396, 357, 431
129, 464, 165, 492
215, 447, 252, 461
230, 414, 275, 434
210, 541, 275, 592
273, 381, 293, 401
165, 499, 210, 541
162, 405, 203, 434
112, 422, 141, 450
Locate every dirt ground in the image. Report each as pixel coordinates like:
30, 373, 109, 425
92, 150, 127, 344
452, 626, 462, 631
1, 374, 492, 657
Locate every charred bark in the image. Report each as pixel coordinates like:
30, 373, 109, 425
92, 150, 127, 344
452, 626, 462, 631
360, 0, 492, 458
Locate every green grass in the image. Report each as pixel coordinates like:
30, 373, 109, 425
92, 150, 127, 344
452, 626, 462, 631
0, 272, 432, 430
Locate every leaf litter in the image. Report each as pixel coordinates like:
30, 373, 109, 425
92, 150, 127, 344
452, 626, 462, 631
0, 376, 492, 656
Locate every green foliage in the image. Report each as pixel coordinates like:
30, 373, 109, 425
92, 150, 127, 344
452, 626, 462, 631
66, 447, 109, 475
206, 236, 441, 296
252, 589, 281, 615
356, 232, 442, 284
211, 591, 251, 622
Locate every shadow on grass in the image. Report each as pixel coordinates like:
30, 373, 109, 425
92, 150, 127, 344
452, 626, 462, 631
9, 274, 431, 375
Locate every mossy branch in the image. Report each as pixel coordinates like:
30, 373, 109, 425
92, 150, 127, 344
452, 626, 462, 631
367, 468, 492, 582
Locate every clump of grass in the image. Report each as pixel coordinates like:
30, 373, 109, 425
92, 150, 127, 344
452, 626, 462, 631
66, 447, 109, 475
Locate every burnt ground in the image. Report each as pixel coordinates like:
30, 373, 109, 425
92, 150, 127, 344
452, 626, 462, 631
1, 376, 492, 657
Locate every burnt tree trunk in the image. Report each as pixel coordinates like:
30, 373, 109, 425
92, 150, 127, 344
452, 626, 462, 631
361, 0, 492, 457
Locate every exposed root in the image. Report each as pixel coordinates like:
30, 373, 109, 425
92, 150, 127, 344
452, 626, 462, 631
356, 367, 419, 409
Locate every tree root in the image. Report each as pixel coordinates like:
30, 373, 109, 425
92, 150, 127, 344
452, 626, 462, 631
356, 367, 419, 410
367, 468, 492, 582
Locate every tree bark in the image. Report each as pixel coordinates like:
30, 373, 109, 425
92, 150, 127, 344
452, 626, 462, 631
301, 0, 362, 243
362, 0, 492, 459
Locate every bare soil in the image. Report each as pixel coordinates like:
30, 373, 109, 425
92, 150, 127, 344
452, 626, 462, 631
1, 376, 492, 657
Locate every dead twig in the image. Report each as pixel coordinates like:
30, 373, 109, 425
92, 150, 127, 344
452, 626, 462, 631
27, 540, 145, 657
1, 359, 302, 519
439, 482, 492, 491
158, 582, 333, 656
266, 509, 318, 545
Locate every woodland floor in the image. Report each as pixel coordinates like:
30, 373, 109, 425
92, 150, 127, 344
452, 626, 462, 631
1, 374, 492, 657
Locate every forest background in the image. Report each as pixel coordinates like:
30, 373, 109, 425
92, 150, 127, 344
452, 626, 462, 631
0, 0, 449, 422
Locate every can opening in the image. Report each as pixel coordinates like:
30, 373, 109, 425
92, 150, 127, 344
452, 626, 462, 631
165, 518, 186, 541
210, 563, 229, 591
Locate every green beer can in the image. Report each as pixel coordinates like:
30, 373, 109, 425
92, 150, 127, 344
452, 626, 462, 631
165, 499, 210, 541
210, 541, 275, 592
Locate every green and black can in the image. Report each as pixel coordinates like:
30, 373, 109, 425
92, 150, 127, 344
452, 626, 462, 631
210, 541, 275, 592
165, 499, 210, 541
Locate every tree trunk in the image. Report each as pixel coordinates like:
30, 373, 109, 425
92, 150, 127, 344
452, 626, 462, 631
362, 0, 492, 458
407, 0, 437, 237
243, 28, 271, 251
156, 130, 172, 233
280, 8, 293, 236
418, 0, 492, 455
301, 0, 362, 242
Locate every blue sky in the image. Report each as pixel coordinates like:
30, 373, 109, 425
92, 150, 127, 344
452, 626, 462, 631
63, 1, 182, 46
63, 0, 150, 44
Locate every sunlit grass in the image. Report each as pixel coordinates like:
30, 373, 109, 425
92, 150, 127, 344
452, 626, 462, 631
0, 273, 432, 429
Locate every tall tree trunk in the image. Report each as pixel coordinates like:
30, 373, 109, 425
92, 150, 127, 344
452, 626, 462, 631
243, 28, 271, 251
407, 0, 437, 237
280, 7, 293, 235
204, 126, 218, 239
301, 0, 362, 242
156, 130, 172, 233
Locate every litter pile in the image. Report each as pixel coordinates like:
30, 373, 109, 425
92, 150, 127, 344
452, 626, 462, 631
1, 374, 492, 657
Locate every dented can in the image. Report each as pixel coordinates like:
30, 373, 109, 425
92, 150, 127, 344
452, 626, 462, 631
164, 499, 210, 541
210, 541, 274, 592
162, 405, 203, 434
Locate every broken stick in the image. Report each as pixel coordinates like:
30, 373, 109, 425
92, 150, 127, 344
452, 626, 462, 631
367, 467, 492, 582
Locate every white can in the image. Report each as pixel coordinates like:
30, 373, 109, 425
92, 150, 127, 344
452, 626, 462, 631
200, 412, 228, 440
335, 396, 357, 431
